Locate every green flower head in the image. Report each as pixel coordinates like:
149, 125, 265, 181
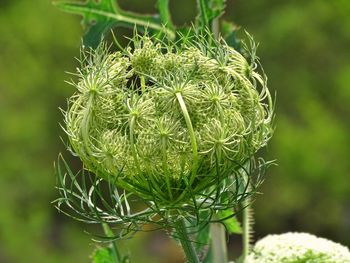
63, 31, 274, 208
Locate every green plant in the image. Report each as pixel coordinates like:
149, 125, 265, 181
54, 0, 274, 262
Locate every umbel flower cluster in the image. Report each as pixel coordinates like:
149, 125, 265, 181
63, 31, 273, 211
247, 232, 350, 263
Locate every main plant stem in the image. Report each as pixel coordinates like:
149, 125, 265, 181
174, 218, 200, 263
211, 223, 228, 263
102, 223, 122, 262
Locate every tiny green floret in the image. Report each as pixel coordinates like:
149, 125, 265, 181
64, 31, 274, 207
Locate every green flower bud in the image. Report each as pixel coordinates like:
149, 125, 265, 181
63, 32, 274, 207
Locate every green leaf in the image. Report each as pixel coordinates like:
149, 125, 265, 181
207, 0, 226, 21
203, 247, 213, 263
194, 212, 212, 261
221, 20, 241, 51
197, 0, 210, 28
197, 224, 212, 263
196, 0, 226, 28
53, 0, 175, 48
92, 247, 115, 263
217, 209, 242, 234
156, 0, 174, 30
195, 222, 211, 252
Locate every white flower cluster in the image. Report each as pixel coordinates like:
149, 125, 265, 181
247, 232, 350, 263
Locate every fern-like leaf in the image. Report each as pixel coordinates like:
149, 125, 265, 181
53, 0, 175, 48
196, 0, 226, 28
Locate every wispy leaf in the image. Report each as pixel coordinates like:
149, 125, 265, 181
217, 209, 242, 234
91, 247, 115, 263
156, 0, 174, 30
197, 0, 226, 28
53, 0, 175, 48
221, 20, 241, 50
207, 0, 226, 21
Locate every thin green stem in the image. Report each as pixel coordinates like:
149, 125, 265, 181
242, 171, 253, 262
140, 76, 146, 93
129, 116, 153, 189
161, 136, 173, 200
157, 0, 175, 30
242, 206, 250, 261
129, 116, 141, 173
197, 0, 209, 28
212, 17, 220, 39
102, 223, 122, 262
242, 198, 253, 262
54, 2, 176, 39
174, 218, 200, 263
81, 94, 95, 155
175, 92, 198, 183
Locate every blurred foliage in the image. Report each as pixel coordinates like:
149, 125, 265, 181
0, 0, 349, 262
230, 0, 350, 247
0, 1, 87, 262
53, 0, 176, 48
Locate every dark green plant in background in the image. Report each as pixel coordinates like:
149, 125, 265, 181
53, 0, 175, 48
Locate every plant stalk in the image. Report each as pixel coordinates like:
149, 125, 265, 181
211, 223, 228, 263
197, 0, 209, 28
242, 169, 253, 262
210, 15, 228, 263
212, 17, 220, 39
242, 205, 251, 262
157, 0, 174, 30
102, 223, 122, 263
174, 218, 200, 263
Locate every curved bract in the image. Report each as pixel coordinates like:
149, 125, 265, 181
63, 30, 274, 208
247, 232, 350, 263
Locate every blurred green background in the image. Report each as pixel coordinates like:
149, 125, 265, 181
0, 0, 349, 262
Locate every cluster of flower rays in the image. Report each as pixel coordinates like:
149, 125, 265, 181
56, 30, 274, 238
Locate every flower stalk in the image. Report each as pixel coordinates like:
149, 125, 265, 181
211, 223, 228, 263
102, 223, 123, 262
174, 218, 200, 263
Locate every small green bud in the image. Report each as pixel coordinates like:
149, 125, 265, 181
64, 31, 274, 206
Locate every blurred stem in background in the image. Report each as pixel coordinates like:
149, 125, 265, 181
102, 223, 123, 262
174, 219, 200, 263
241, 185, 253, 262
210, 15, 229, 263
211, 223, 228, 263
